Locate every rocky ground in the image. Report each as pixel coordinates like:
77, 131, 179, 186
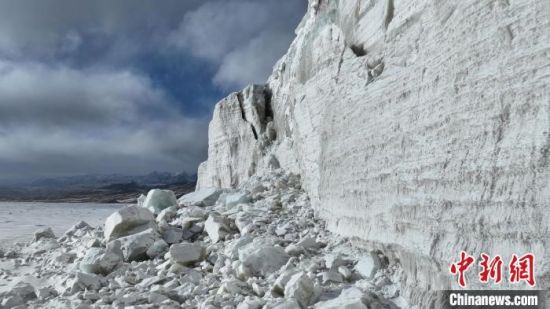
0, 170, 407, 309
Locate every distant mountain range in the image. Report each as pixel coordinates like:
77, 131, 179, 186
0, 171, 196, 203
25, 171, 196, 189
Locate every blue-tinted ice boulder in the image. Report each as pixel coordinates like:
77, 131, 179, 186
142, 189, 178, 214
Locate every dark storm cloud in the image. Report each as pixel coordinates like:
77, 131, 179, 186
0, 0, 202, 58
0, 60, 209, 182
0, 61, 169, 128
0, 0, 306, 183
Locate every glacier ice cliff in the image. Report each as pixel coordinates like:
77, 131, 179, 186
198, 0, 550, 306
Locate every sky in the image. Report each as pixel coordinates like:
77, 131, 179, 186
0, 0, 307, 184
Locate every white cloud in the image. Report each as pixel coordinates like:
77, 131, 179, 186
213, 30, 295, 88
171, 1, 274, 61
171, 0, 306, 88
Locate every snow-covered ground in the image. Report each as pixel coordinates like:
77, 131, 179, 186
0, 202, 122, 245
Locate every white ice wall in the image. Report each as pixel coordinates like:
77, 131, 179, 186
198, 0, 550, 306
